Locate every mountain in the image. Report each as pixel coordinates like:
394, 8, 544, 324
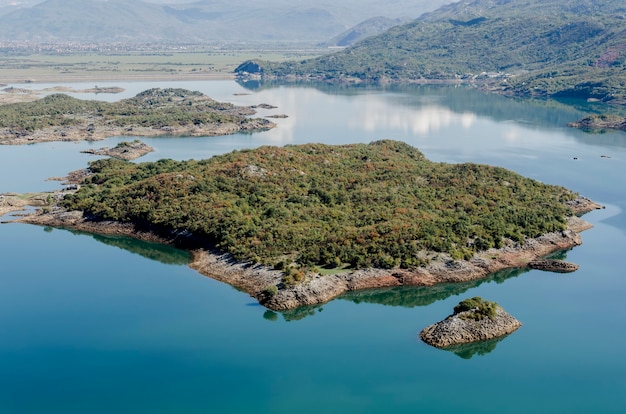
323, 16, 411, 47
240, 0, 626, 103
0, 0, 453, 43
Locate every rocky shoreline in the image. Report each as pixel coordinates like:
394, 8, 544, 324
1, 117, 274, 146
0, 89, 276, 145
13, 195, 602, 311
0, 193, 50, 218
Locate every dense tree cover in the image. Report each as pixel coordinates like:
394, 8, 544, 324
0, 88, 254, 136
63, 140, 576, 274
239, 0, 626, 103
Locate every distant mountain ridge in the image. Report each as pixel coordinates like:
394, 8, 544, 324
323, 16, 412, 47
0, 0, 452, 43
240, 0, 626, 103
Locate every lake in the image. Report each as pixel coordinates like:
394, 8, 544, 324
1, 80, 625, 413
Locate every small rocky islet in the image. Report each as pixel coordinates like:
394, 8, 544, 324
81, 140, 154, 161
420, 297, 522, 348
567, 114, 626, 132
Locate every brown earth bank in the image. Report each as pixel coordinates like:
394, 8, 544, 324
13, 194, 602, 311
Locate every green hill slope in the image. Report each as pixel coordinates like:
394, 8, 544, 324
239, 0, 626, 103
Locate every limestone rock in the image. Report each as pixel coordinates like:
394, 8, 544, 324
420, 299, 521, 348
528, 259, 579, 273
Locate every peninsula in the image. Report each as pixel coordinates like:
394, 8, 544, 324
236, 0, 626, 104
0, 88, 275, 145
16, 140, 601, 310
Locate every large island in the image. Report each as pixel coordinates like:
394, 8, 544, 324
16, 140, 601, 310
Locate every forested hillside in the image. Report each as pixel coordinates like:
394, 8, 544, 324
239, 0, 626, 103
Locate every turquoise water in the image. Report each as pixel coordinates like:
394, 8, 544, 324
1, 81, 626, 413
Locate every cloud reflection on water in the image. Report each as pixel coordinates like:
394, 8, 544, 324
349, 100, 476, 135
250, 87, 479, 144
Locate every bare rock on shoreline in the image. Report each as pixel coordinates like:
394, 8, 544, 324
13, 195, 602, 311
16, 205, 597, 311
565, 197, 604, 216
420, 298, 522, 348
0, 193, 49, 217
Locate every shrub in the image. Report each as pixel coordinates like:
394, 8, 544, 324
262, 284, 278, 297
454, 296, 498, 320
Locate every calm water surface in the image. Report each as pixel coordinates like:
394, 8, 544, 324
1, 81, 625, 413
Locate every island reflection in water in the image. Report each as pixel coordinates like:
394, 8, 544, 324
340, 267, 529, 308
267, 266, 533, 323
41, 223, 576, 332
440, 334, 512, 359
43, 226, 192, 266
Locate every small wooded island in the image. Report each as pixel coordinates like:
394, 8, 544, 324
18, 140, 601, 310
0, 88, 275, 145
420, 297, 522, 348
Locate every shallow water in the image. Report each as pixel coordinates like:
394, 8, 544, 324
1, 81, 625, 413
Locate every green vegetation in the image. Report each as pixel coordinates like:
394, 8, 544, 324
0, 49, 325, 83
62, 140, 577, 274
262, 284, 279, 298
453, 297, 498, 321
0, 88, 262, 139
240, 0, 626, 103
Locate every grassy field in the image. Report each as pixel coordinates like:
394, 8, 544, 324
0, 48, 325, 83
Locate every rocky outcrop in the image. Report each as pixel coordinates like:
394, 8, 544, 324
420, 300, 521, 348
528, 259, 579, 273
81, 140, 154, 160
0, 193, 50, 217
565, 197, 604, 216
